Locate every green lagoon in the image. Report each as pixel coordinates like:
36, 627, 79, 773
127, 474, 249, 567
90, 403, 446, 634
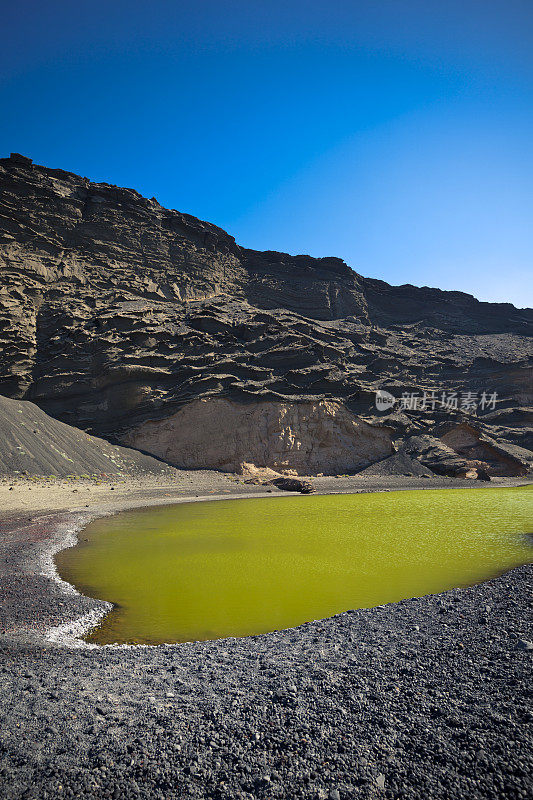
55, 486, 533, 645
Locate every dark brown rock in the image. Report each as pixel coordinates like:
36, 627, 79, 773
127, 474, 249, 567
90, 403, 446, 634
476, 468, 491, 481
9, 152, 33, 167
271, 477, 316, 494
399, 435, 471, 477
0, 155, 531, 475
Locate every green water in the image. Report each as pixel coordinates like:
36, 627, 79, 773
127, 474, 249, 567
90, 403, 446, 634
55, 486, 533, 645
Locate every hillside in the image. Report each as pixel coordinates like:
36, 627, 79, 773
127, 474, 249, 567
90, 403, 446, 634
0, 152, 531, 476
0, 394, 176, 478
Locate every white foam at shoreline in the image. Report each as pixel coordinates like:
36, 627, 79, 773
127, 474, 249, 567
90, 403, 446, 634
35, 512, 112, 648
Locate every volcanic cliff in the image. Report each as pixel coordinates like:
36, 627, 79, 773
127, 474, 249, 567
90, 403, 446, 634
0, 153, 531, 477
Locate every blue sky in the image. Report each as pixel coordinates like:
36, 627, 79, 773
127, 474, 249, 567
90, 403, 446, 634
1, 1, 532, 306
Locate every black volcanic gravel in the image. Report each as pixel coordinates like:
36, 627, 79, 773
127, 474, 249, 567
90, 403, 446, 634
0, 573, 532, 798
0, 492, 532, 800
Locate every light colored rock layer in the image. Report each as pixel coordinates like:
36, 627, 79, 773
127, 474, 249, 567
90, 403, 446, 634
121, 398, 393, 475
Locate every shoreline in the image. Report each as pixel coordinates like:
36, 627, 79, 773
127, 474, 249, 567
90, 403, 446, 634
0, 472, 530, 649
0, 472, 532, 799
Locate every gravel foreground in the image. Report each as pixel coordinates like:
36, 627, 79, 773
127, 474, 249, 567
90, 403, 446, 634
0, 479, 532, 800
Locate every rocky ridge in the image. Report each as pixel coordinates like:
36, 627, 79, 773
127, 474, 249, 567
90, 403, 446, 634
0, 153, 531, 476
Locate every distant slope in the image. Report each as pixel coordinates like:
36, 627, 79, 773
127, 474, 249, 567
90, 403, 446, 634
0, 394, 175, 477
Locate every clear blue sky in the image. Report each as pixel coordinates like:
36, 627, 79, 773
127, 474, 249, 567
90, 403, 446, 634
1, 1, 532, 306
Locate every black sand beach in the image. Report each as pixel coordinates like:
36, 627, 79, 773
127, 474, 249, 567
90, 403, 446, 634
1, 475, 531, 800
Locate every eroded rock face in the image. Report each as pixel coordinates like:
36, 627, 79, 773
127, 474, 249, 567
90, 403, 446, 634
121, 398, 393, 475
399, 435, 471, 478
0, 153, 531, 476
439, 424, 530, 477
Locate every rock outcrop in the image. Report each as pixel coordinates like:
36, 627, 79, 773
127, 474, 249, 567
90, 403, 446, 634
121, 398, 394, 475
0, 153, 531, 476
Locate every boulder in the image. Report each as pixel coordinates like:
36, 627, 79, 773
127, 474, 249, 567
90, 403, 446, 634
271, 477, 315, 494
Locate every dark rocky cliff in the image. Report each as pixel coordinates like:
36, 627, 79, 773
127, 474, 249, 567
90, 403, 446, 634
0, 153, 531, 476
